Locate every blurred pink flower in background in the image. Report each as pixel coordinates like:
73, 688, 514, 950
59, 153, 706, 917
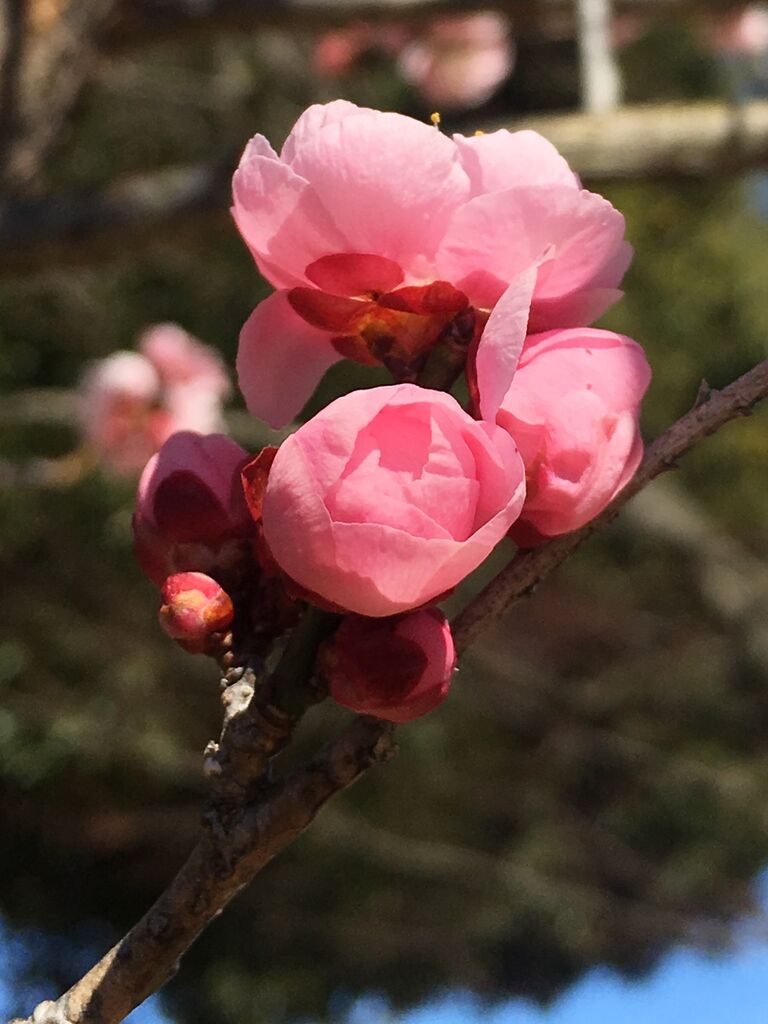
78, 324, 230, 474
313, 23, 377, 76
398, 13, 514, 110
313, 12, 513, 111
706, 4, 768, 56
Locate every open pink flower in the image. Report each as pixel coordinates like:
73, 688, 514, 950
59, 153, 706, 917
483, 328, 651, 544
133, 432, 252, 587
233, 101, 630, 426
320, 608, 456, 722
259, 384, 525, 616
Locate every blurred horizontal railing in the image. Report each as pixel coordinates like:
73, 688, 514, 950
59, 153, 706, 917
2, 99, 768, 276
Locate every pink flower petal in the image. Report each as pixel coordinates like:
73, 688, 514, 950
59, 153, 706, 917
232, 135, 348, 287
436, 185, 628, 317
237, 291, 341, 428
280, 99, 364, 163
305, 252, 404, 296
286, 107, 470, 269
474, 268, 537, 421
453, 129, 579, 196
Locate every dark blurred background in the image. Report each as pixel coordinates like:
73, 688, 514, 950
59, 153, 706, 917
2, 1, 768, 1021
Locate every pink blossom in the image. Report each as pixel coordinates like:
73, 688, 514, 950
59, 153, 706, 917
138, 323, 230, 436
482, 328, 651, 544
159, 571, 234, 653
133, 431, 252, 587
79, 324, 231, 473
398, 13, 514, 110
233, 101, 630, 426
320, 608, 456, 722
313, 24, 377, 75
78, 351, 171, 474
705, 5, 768, 56
260, 384, 526, 616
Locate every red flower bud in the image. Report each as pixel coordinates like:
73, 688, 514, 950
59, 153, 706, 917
133, 431, 253, 587
159, 572, 234, 653
320, 608, 456, 723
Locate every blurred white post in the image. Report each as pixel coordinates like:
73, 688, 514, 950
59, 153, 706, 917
577, 0, 622, 113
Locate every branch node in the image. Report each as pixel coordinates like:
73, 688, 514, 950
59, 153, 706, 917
694, 378, 713, 407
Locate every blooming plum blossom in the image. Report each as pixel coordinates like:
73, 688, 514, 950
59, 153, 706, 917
259, 384, 526, 617
479, 328, 651, 544
159, 572, 235, 653
133, 431, 252, 587
233, 100, 631, 426
320, 608, 456, 722
78, 324, 230, 473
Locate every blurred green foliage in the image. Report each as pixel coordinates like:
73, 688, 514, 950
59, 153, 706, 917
1, 11, 768, 1024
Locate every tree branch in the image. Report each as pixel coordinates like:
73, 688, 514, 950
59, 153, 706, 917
13, 359, 768, 1023
452, 359, 768, 654
12, 714, 395, 1024
2, 0, 118, 192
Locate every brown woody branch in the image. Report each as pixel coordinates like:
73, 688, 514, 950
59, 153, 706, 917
1, 0, 118, 191
13, 358, 768, 1024
4, 99, 768, 275
12, 714, 395, 1024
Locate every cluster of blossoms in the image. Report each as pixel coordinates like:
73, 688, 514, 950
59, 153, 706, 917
78, 323, 230, 474
133, 101, 650, 723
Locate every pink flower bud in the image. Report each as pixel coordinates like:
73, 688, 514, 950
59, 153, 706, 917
261, 384, 526, 617
159, 572, 234, 653
491, 328, 651, 542
321, 608, 456, 723
133, 431, 253, 587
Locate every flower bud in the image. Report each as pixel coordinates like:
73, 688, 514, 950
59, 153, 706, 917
159, 572, 234, 653
320, 608, 456, 723
133, 431, 252, 587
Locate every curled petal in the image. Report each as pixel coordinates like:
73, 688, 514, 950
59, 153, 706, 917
474, 268, 537, 421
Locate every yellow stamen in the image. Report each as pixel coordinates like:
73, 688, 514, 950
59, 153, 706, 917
430, 111, 441, 128
474, 129, 485, 137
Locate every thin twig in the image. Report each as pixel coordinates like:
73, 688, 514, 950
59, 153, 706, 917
11, 716, 395, 1024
